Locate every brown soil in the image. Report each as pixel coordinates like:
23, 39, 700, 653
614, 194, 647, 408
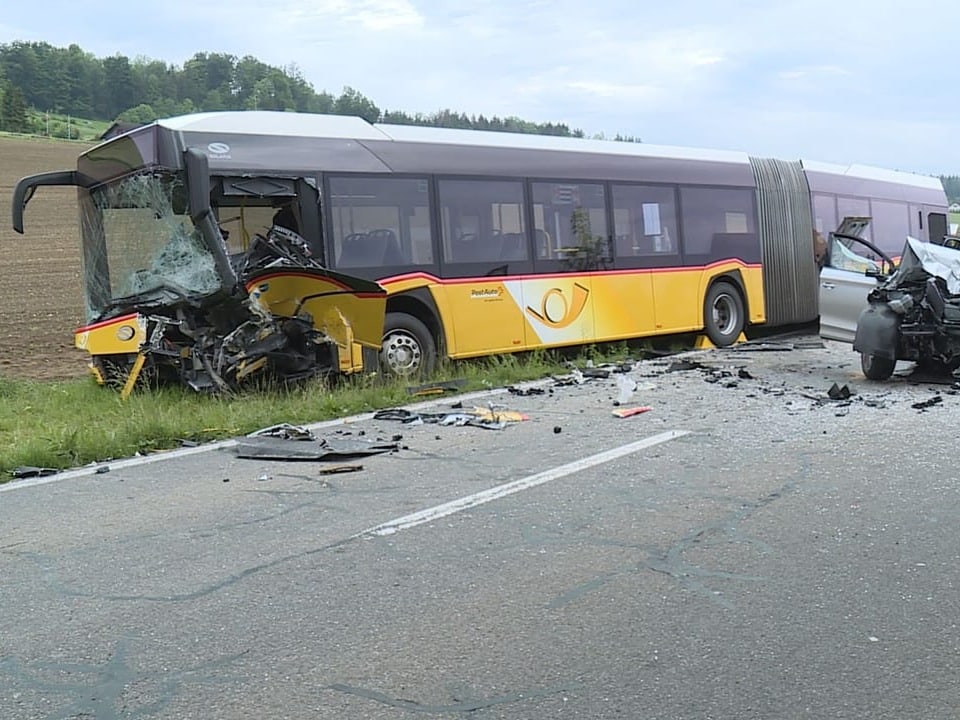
0, 136, 95, 380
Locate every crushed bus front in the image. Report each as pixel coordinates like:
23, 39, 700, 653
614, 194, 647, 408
12, 148, 386, 396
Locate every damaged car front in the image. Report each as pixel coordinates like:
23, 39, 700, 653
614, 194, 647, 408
854, 237, 960, 380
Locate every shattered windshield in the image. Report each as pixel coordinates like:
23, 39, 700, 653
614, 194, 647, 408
79, 172, 222, 322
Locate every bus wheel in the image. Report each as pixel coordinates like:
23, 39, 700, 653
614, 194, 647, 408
381, 312, 437, 377
703, 281, 745, 347
860, 352, 895, 381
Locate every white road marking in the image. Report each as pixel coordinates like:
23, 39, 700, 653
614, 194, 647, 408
358, 429, 690, 537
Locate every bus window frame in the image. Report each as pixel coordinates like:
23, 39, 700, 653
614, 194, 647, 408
676, 183, 761, 267
322, 172, 441, 278
433, 174, 535, 279
607, 180, 684, 270
527, 176, 612, 274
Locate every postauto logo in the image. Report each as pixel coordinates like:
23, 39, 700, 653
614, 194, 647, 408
526, 282, 589, 329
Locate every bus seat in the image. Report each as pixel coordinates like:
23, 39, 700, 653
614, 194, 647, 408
368, 228, 406, 266
338, 232, 376, 267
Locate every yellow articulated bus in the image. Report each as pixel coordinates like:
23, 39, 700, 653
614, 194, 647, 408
12, 111, 948, 385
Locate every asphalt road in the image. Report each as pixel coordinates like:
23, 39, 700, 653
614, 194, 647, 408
2, 336, 960, 719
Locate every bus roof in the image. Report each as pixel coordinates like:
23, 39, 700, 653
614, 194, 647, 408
91, 111, 943, 202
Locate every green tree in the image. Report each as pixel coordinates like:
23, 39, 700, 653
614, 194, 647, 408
0, 82, 28, 132
117, 103, 157, 123
334, 86, 380, 122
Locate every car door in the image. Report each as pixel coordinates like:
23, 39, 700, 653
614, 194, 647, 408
819, 224, 893, 343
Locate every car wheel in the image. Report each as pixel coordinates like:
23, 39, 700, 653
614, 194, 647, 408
380, 312, 436, 377
860, 352, 896, 381
703, 281, 745, 347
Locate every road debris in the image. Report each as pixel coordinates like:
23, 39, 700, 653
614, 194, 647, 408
318, 464, 364, 475
507, 385, 546, 396
827, 383, 853, 401
249, 423, 316, 441
405, 379, 467, 396
235, 436, 400, 460
372, 405, 528, 430
11, 466, 58, 479
612, 406, 653, 418
911, 395, 943, 411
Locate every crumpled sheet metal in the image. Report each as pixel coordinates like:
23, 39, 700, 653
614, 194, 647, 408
901, 237, 960, 295
234, 436, 400, 460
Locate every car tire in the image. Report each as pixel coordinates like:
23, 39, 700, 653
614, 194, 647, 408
860, 352, 895, 381
703, 281, 745, 347
380, 312, 436, 377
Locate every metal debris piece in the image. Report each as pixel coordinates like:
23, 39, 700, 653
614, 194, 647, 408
11, 466, 58, 479
318, 464, 364, 475
248, 423, 317, 441
507, 385, 546, 396
912, 395, 943, 410
235, 436, 400, 460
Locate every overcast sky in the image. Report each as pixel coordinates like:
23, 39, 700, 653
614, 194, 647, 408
2, 0, 955, 175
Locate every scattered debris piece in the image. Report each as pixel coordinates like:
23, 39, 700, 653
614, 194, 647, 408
553, 368, 586, 386
405, 378, 467, 396
612, 406, 653, 418
828, 383, 852, 401
737, 368, 754, 379
507, 385, 546, 396
95, 466, 111, 474
11, 466, 58, 479
615, 375, 638, 406
666, 359, 709, 373
249, 423, 316, 441
235, 436, 400, 460
911, 395, 943, 410
553, 426, 562, 434
318, 464, 364, 475
581, 368, 611, 379
372, 405, 528, 430
257, 474, 272, 482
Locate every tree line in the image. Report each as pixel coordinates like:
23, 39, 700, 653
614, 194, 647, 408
0, 41, 584, 139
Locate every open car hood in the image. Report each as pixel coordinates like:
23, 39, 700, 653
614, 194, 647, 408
892, 237, 960, 295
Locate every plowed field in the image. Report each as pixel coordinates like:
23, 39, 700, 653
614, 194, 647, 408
0, 135, 94, 380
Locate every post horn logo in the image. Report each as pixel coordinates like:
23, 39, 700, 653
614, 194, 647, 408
526, 282, 590, 329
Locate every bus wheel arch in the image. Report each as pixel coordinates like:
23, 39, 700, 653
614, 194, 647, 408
380, 296, 442, 376
703, 275, 746, 347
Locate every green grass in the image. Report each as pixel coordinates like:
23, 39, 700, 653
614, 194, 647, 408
0, 344, 641, 480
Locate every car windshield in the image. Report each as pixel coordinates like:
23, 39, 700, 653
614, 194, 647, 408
78, 172, 222, 322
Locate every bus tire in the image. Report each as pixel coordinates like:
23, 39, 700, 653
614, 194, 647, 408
703, 281, 745, 347
860, 352, 895, 381
381, 312, 436, 377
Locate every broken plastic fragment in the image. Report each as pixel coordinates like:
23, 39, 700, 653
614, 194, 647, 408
616, 375, 638, 405
612, 406, 653, 418
827, 383, 852, 401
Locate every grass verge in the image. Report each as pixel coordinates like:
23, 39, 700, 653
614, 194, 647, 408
0, 345, 640, 481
